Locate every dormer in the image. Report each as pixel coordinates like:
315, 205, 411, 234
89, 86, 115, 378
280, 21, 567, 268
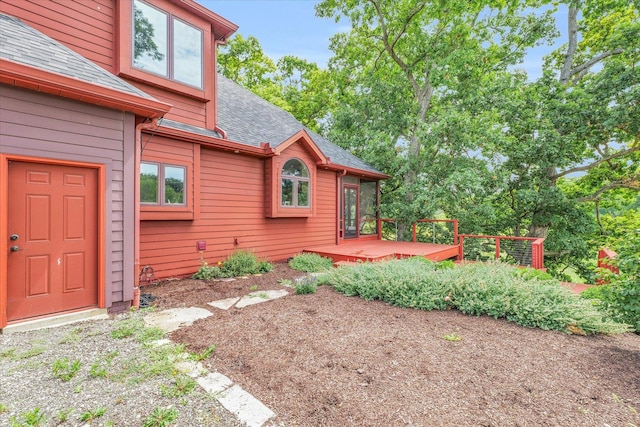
116, 0, 237, 128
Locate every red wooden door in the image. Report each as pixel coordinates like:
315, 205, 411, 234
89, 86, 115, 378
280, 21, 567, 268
7, 161, 98, 322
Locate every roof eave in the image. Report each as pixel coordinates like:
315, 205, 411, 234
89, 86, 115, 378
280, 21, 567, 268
0, 59, 171, 118
321, 163, 390, 180
154, 123, 275, 157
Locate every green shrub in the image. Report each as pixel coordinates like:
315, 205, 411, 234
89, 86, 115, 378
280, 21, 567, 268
325, 259, 630, 334
289, 253, 334, 272
192, 260, 222, 280
294, 276, 318, 294
580, 284, 611, 301
193, 251, 273, 279
599, 235, 640, 332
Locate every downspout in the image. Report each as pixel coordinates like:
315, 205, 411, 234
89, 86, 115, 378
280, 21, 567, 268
336, 170, 347, 245
134, 118, 160, 308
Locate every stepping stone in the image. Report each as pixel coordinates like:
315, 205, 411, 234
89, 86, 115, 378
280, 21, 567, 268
217, 384, 276, 427
235, 290, 288, 308
208, 297, 241, 310
144, 307, 212, 332
197, 372, 234, 394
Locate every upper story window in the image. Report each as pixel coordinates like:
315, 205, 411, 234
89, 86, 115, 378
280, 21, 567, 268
281, 159, 310, 208
133, 0, 203, 89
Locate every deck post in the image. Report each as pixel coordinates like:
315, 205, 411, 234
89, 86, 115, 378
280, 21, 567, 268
495, 237, 501, 261
412, 222, 417, 243
458, 236, 464, 261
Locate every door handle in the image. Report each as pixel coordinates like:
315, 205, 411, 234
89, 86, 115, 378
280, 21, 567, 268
10, 234, 19, 241
10, 246, 19, 252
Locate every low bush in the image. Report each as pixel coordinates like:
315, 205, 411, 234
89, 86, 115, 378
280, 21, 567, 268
324, 258, 630, 335
289, 253, 334, 272
193, 251, 273, 280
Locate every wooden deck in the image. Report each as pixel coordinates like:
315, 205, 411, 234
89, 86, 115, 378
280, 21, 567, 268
304, 240, 460, 264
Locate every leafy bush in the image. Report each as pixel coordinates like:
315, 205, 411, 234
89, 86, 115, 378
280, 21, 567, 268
289, 253, 334, 272
580, 284, 611, 301
599, 234, 640, 332
193, 251, 273, 279
325, 259, 630, 334
192, 260, 222, 280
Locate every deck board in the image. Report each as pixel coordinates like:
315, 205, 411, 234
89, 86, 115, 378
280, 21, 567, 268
305, 240, 460, 263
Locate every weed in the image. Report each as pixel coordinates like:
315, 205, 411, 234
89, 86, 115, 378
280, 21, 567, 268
73, 385, 82, 393
160, 374, 197, 398
190, 344, 216, 362
278, 278, 293, 286
52, 357, 81, 381
249, 285, 258, 291
142, 406, 179, 427
0, 348, 16, 358
10, 407, 47, 426
289, 253, 334, 272
90, 350, 119, 378
14, 343, 46, 360
0, 403, 7, 414
58, 327, 83, 344
111, 317, 164, 343
56, 408, 73, 423
78, 407, 106, 422
443, 333, 462, 342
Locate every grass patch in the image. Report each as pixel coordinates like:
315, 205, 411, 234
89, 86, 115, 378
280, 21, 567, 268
78, 407, 106, 423
10, 407, 47, 426
325, 258, 630, 334
111, 316, 164, 343
289, 253, 334, 272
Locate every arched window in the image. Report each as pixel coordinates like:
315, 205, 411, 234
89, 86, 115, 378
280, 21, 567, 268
281, 158, 310, 207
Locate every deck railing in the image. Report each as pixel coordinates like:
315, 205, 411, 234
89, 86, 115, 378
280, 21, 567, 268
378, 218, 459, 245
375, 218, 545, 269
458, 234, 545, 270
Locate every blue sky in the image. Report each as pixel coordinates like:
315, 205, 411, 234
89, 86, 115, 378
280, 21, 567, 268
200, 0, 567, 81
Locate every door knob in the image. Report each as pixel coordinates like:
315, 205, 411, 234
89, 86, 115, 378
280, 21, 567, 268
10, 246, 19, 252
10, 234, 19, 241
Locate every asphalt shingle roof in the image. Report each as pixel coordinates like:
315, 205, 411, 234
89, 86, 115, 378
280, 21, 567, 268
0, 13, 156, 100
217, 74, 382, 175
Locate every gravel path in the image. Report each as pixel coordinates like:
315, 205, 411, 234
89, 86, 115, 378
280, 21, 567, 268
0, 311, 244, 427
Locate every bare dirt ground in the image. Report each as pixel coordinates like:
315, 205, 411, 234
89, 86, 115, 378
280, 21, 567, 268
146, 262, 640, 427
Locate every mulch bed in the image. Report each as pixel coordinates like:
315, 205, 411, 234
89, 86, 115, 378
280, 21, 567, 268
145, 262, 640, 426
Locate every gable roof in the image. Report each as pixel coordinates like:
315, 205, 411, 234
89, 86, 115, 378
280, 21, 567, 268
216, 74, 387, 178
0, 13, 170, 117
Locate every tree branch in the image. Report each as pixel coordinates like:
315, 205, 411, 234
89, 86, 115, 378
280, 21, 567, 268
570, 48, 625, 83
576, 180, 640, 202
551, 146, 640, 180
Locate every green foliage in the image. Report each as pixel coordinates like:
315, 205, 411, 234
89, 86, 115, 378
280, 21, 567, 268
443, 333, 462, 342
9, 407, 47, 427
326, 259, 630, 334
160, 374, 197, 398
78, 407, 106, 423
193, 251, 273, 280
192, 259, 222, 280
580, 284, 611, 302
602, 232, 640, 332
142, 407, 179, 427
111, 317, 164, 343
289, 253, 334, 272
189, 345, 216, 362
52, 357, 81, 382
56, 408, 73, 423
294, 276, 318, 295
